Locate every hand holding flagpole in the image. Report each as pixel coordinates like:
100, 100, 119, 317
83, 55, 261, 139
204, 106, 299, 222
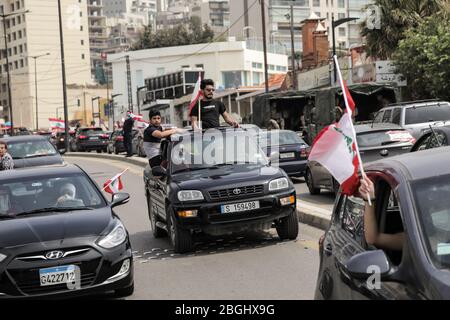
333, 55, 371, 206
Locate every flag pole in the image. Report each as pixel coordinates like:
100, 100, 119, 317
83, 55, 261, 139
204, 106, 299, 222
102, 168, 129, 192
333, 55, 371, 206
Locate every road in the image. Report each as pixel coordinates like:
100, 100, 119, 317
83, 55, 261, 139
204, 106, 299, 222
292, 177, 336, 212
65, 156, 324, 300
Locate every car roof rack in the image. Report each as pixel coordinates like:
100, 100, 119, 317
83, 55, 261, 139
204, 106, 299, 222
387, 99, 443, 107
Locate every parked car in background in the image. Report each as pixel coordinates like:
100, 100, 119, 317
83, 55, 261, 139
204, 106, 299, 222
3, 135, 64, 168
411, 125, 450, 152
373, 100, 450, 139
50, 131, 75, 153
143, 128, 298, 253
306, 123, 415, 195
315, 147, 450, 299
70, 127, 109, 153
35, 131, 53, 141
257, 130, 310, 178
131, 129, 145, 157
107, 130, 125, 155
0, 164, 134, 298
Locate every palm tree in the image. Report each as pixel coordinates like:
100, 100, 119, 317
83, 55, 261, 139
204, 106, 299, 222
360, 0, 446, 59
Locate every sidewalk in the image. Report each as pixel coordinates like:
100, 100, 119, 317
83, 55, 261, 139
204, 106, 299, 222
64, 152, 332, 231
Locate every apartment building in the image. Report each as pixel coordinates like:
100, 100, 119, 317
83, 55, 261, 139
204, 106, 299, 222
88, 0, 108, 84
191, 0, 230, 36
0, 0, 92, 129
103, 0, 157, 28
229, 0, 371, 54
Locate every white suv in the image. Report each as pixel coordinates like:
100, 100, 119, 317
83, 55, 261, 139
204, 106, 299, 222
373, 100, 450, 139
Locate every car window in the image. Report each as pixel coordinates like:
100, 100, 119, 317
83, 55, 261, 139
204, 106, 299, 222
7, 140, 58, 159
392, 108, 402, 125
257, 131, 306, 147
382, 110, 392, 123
340, 196, 365, 246
81, 128, 103, 135
405, 103, 450, 125
356, 130, 413, 148
0, 173, 106, 217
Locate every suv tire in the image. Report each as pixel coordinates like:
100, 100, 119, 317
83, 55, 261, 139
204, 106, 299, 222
306, 168, 320, 195
168, 207, 193, 253
146, 193, 166, 238
276, 210, 299, 240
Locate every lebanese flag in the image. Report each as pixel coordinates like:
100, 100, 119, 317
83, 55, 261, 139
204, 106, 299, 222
342, 81, 356, 114
48, 118, 65, 130
188, 73, 203, 116
131, 114, 149, 128
308, 113, 360, 195
103, 170, 127, 194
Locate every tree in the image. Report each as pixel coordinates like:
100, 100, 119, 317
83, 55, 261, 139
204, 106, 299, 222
361, 0, 445, 59
392, 13, 450, 101
132, 17, 217, 50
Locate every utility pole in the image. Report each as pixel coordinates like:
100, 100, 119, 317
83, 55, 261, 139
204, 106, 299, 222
83, 88, 87, 125
289, 3, 297, 89
125, 55, 133, 111
57, 0, 70, 151
28, 53, 50, 130
259, 0, 269, 94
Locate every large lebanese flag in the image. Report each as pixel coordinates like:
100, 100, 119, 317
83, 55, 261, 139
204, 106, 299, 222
188, 73, 203, 116
308, 113, 360, 195
48, 118, 65, 130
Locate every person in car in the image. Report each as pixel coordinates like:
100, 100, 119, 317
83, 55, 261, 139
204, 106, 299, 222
143, 110, 181, 168
0, 140, 14, 170
55, 183, 84, 207
189, 79, 239, 130
359, 176, 404, 251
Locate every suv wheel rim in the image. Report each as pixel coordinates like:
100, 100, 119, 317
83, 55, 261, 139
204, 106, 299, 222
169, 214, 176, 244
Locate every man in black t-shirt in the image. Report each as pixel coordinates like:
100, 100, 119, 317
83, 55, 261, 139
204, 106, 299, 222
122, 111, 134, 157
189, 79, 239, 130
143, 110, 180, 167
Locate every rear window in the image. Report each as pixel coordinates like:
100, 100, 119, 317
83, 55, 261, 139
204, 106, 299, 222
80, 128, 103, 135
405, 103, 450, 125
258, 131, 305, 147
356, 130, 414, 148
7, 140, 58, 159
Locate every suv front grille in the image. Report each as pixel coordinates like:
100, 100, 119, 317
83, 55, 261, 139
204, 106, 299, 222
209, 185, 264, 201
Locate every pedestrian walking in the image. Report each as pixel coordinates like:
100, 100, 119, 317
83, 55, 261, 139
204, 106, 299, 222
189, 79, 239, 130
123, 111, 134, 157
144, 110, 181, 167
0, 140, 14, 171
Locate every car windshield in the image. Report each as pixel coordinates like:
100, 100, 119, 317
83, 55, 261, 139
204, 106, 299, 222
405, 103, 450, 125
7, 140, 58, 159
356, 130, 412, 148
81, 128, 103, 135
412, 174, 450, 269
257, 131, 305, 147
0, 172, 106, 218
171, 131, 268, 174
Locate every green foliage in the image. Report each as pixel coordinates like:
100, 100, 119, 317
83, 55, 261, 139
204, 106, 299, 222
361, 0, 445, 59
392, 13, 450, 101
132, 17, 217, 50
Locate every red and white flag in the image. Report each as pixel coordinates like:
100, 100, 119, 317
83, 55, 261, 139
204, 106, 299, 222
308, 113, 360, 195
188, 73, 203, 116
308, 56, 364, 196
131, 114, 149, 129
102, 169, 127, 194
48, 118, 65, 130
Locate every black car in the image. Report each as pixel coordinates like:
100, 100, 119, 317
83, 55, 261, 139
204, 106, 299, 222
257, 130, 310, 178
0, 164, 133, 298
305, 123, 415, 195
50, 131, 75, 153
107, 130, 126, 155
143, 128, 299, 253
411, 125, 450, 152
4, 135, 64, 169
70, 127, 109, 153
315, 146, 450, 299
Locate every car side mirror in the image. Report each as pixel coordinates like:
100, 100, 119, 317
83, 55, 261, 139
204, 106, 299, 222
269, 151, 280, 163
152, 166, 167, 177
344, 250, 392, 280
111, 193, 130, 208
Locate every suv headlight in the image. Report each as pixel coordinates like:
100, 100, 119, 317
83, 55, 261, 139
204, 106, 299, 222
98, 220, 127, 249
269, 178, 289, 191
177, 190, 204, 202
0, 253, 7, 263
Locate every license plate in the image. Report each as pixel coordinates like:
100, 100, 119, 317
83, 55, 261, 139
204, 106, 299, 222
221, 201, 260, 214
39, 265, 77, 287
280, 152, 295, 159
90, 137, 99, 140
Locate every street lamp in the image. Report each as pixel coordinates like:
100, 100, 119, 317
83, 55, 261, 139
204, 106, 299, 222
23, 53, 50, 130
136, 86, 146, 115
1, 9, 30, 134
111, 93, 122, 129
331, 15, 358, 83
91, 96, 100, 126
